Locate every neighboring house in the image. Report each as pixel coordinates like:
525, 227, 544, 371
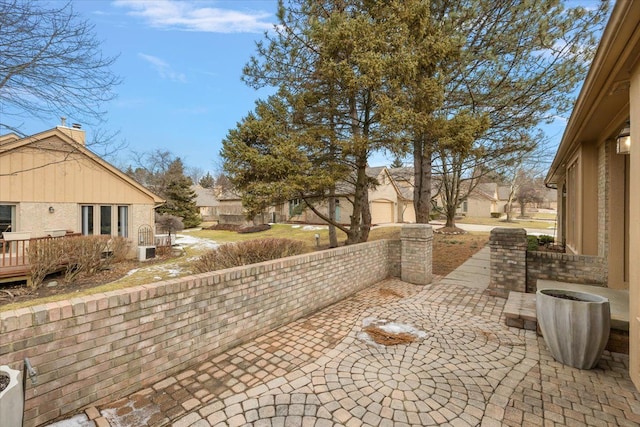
216, 190, 250, 225
388, 167, 416, 223
0, 125, 164, 254
497, 185, 512, 213
368, 166, 402, 224
538, 188, 558, 210
544, 1, 639, 389
285, 167, 411, 225
192, 185, 220, 221
457, 182, 500, 217
431, 180, 502, 218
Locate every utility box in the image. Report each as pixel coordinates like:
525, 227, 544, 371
137, 245, 156, 261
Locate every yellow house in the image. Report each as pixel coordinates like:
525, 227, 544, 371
545, 1, 640, 389
0, 125, 164, 253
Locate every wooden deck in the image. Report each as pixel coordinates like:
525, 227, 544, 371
0, 239, 30, 285
0, 234, 79, 286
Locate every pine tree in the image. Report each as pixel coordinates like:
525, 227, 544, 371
199, 172, 215, 188
156, 159, 201, 228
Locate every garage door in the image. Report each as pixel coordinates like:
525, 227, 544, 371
371, 200, 394, 224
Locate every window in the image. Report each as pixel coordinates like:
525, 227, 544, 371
82, 205, 129, 237
118, 206, 129, 237
0, 205, 15, 233
81, 205, 94, 235
100, 206, 112, 235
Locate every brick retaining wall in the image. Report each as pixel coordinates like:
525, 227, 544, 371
526, 251, 607, 292
0, 238, 407, 427
489, 227, 608, 297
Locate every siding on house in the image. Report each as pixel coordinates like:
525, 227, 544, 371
0, 127, 163, 250
544, 1, 640, 389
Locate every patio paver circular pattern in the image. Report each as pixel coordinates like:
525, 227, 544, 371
236, 292, 527, 426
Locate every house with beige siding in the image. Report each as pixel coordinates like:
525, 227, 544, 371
285, 167, 412, 225
544, 0, 640, 389
388, 167, 416, 223
192, 185, 219, 221
0, 125, 164, 254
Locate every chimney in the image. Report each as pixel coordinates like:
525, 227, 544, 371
56, 122, 86, 146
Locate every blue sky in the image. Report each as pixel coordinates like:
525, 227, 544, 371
14, 0, 283, 173
8, 0, 602, 174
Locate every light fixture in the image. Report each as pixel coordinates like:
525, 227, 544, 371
616, 122, 631, 154
48, 206, 55, 213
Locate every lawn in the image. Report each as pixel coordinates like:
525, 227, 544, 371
0, 224, 488, 311
454, 216, 557, 229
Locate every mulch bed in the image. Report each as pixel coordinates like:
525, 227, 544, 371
363, 325, 418, 346
378, 288, 405, 298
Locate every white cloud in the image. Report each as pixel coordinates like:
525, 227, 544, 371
113, 0, 273, 33
138, 53, 187, 82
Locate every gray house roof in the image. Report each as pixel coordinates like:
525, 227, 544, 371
192, 185, 220, 207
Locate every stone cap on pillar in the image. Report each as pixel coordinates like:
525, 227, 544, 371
401, 224, 433, 240
490, 227, 527, 247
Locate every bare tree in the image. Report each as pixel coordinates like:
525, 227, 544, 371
0, 0, 120, 138
186, 166, 205, 185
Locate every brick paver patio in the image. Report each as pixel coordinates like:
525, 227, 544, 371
51, 277, 640, 426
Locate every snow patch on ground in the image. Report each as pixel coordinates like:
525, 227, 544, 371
46, 415, 94, 427
119, 234, 219, 282
301, 225, 327, 231
289, 224, 328, 231
175, 234, 219, 251
358, 317, 427, 347
101, 401, 160, 427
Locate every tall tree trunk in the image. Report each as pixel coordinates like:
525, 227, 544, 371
328, 190, 338, 247
413, 134, 432, 223
348, 157, 368, 244
444, 204, 457, 228
346, 92, 368, 245
505, 184, 516, 222
360, 185, 371, 242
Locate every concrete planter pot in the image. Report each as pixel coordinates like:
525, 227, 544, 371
536, 289, 610, 369
0, 366, 24, 427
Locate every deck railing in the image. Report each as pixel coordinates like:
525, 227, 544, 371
0, 234, 81, 269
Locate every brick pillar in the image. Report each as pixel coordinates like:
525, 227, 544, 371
489, 228, 527, 298
401, 224, 433, 285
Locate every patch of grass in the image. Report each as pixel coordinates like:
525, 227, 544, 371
442, 239, 464, 245
193, 238, 305, 273
531, 212, 557, 220
188, 224, 347, 252
432, 232, 489, 276
456, 216, 556, 230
